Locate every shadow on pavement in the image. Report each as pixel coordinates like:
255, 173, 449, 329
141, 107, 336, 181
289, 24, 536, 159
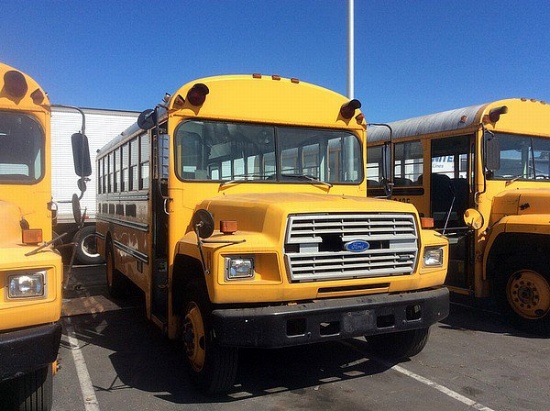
62, 306, 397, 405
60, 265, 397, 405
65, 266, 544, 405
439, 293, 546, 339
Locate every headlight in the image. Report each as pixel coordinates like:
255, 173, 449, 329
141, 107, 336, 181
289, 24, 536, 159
225, 257, 255, 280
423, 247, 444, 267
8, 271, 46, 298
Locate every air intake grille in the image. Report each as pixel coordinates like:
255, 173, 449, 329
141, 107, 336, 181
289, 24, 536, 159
285, 213, 418, 282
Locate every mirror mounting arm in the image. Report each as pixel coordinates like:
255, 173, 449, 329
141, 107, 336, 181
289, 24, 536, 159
368, 123, 394, 199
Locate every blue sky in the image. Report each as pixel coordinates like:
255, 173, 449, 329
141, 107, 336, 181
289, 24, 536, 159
2, 0, 549, 122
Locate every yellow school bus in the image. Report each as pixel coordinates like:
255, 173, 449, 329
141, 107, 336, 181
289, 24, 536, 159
96, 74, 449, 393
0, 62, 90, 411
367, 98, 550, 334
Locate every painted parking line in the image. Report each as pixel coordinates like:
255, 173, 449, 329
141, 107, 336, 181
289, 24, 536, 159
64, 317, 101, 411
388, 363, 496, 411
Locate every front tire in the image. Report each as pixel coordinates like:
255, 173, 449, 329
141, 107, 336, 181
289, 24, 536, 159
75, 226, 104, 265
105, 242, 127, 299
366, 328, 430, 359
181, 279, 238, 394
494, 257, 550, 335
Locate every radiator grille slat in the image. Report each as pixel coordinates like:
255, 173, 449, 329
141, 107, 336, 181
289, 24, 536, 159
285, 213, 418, 282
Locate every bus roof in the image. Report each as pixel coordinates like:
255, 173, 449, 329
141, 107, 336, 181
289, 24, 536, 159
98, 74, 366, 157
367, 103, 487, 143
368, 98, 550, 143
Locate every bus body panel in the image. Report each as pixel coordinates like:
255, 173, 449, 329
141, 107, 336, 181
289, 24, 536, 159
96, 74, 449, 392
0, 61, 63, 402
367, 98, 550, 333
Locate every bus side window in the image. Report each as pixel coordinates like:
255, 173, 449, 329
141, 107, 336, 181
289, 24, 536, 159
394, 141, 423, 185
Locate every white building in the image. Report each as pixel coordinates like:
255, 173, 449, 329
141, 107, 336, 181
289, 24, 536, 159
51, 107, 139, 264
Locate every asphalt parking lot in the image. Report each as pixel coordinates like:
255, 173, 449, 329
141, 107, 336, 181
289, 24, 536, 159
53, 265, 550, 411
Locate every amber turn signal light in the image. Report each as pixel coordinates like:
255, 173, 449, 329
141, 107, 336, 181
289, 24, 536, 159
420, 217, 434, 229
22, 229, 43, 245
220, 220, 238, 234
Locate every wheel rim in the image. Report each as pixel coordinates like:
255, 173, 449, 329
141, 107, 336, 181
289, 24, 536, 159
183, 302, 206, 372
81, 234, 100, 258
507, 269, 550, 319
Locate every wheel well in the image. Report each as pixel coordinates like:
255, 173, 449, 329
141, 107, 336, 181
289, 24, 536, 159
172, 254, 205, 315
486, 233, 550, 281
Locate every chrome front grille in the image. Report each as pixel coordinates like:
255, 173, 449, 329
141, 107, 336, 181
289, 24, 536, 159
284, 213, 418, 282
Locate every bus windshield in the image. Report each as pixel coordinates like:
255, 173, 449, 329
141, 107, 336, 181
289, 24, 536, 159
489, 133, 550, 180
0, 111, 44, 182
174, 120, 362, 184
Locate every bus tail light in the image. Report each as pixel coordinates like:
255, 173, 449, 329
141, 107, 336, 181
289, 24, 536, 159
22, 229, 43, 245
340, 99, 361, 119
186, 83, 209, 106
4, 70, 28, 99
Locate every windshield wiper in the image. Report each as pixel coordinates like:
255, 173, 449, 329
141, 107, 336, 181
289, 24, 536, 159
219, 175, 267, 188
280, 174, 333, 188
505, 174, 523, 186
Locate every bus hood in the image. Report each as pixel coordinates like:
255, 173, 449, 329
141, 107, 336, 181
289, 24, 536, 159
0, 200, 24, 245
492, 188, 550, 217
198, 192, 419, 234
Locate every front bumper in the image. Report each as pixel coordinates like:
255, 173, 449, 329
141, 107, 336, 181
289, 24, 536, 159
212, 287, 449, 348
0, 322, 62, 381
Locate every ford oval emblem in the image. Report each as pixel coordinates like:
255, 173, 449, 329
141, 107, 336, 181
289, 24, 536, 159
344, 240, 370, 252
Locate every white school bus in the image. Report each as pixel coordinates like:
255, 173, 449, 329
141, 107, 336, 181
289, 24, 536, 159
0, 62, 90, 410
96, 74, 449, 393
367, 98, 550, 334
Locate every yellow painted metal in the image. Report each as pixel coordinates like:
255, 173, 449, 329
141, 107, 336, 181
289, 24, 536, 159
96, 74, 449, 339
0, 62, 62, 359
368, 97, 550, 301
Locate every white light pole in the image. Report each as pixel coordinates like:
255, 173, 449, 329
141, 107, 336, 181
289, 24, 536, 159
347, 0, 354, 99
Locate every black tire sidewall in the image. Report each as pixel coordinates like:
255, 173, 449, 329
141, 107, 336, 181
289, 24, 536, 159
105, 242, 127, 299
182, 279, 238, 393
75, 226, 104, 265
494, 256, 550, 334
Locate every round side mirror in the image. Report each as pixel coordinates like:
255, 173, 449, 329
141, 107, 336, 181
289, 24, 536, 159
463, 208, 484, 230
193, 209, 215, 239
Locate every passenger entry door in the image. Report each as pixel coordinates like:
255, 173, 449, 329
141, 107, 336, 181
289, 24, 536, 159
151, 131, 170, 327
430, 136, 475, 291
